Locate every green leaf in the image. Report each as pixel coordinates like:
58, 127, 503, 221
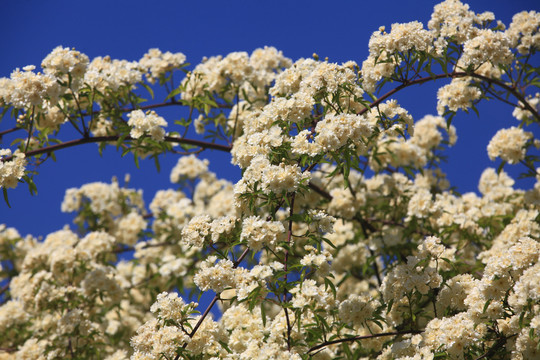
0, 104, 11, 121
321, 236, 337, 249
482, 298, 492, 314
260, 302, 267, 327
324, 277, 337, 297
28, 178, 37, 196
287, 213, 304, 223
387, 298, 394, 312
174, 118, 192, 127
496, 160, 507, 174
3, 187, 11, 208
153, 155, 161, 173
164, 87, 182, 102
140, 82, 154, 99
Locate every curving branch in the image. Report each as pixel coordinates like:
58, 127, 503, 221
2, 68, 536, 173
307, 330, 423, 354
173, 246, 251, 360
0, 135, 231, 163
360, 71, 540, 123
468, 72, 540, 122
0, 126, 23, 139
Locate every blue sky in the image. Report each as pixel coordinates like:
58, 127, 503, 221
1, 0, 539, 238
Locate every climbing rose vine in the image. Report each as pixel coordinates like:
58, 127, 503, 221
1, 1, 540, 359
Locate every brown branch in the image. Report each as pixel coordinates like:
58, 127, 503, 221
174, 246, 251, 360
188, 295, 219, 334
82, 99, 232, 118
81, 100, 184, 118
359, 71, 540, 123
24, 107, 35, 153
0, 127, 23, 138
358, 73, 461, 116
308, 182, 332, 200
190, 247, 250, 337
474, 334, 517, 360
468, 72, 540, 122
1, 135, 231, 163
283, 192, 296, 351
307, 329, 423, 353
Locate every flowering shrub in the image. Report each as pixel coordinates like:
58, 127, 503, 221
1, 1, 540, 359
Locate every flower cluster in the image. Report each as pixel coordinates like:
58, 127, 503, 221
41, 45, 89, 90
170, 154, 210, 183
139, 48, 187, 84
487, 126, 533, 164
338, 294, 380, 328
506, 10, 540, 55
437, 77, 482, 115
312, 113, 373, 153
0, 65, 61, 109
240, 216, 285, 251
181, 46, 291, 103
2, 228, 128, 358
234, 155, 311, 197
0, 1, 539, 359
0, 149, 26, 189
460, 29, 513, 67
127, 109, 168, 141
362, 21, 433, 91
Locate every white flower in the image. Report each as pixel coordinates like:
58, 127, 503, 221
170, 155, 209, 183
139, 48, 186, 84
487, 126, 532, 164
0, 149, 26, 189
437, 77, 481, 115
240, 216, 285, 251
460, 29, 513, 67
338, 294, 379, 327
127, 109, 168, 141
181, 215, 212, 247
2, 67, 61, 108
41, 46, 89, 89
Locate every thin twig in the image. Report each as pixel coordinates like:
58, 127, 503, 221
307, 330, 423, 353
283, 192, 296, 351
80, 99, 183, 118
0, 127, 23, 138
174, 246, 251, 360
24, 106, 35, 153
474, 334, 517, 360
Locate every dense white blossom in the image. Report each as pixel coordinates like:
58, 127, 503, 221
436, 77, 481, 115
506, 10, 540, 55
0, 66, 61, 108
240, 216, 285, 251
460, 29, 514, 67
127, 109, 168, 141
170, 154, 209, 182
487, 126, 533, 164
0, 149, 26, 189
1, 2, 540, 358
139, 48, 186, 84
84, 55, 143, 92
41, 46, 89, 90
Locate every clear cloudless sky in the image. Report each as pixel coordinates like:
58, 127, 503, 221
1, 0, 539, 239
